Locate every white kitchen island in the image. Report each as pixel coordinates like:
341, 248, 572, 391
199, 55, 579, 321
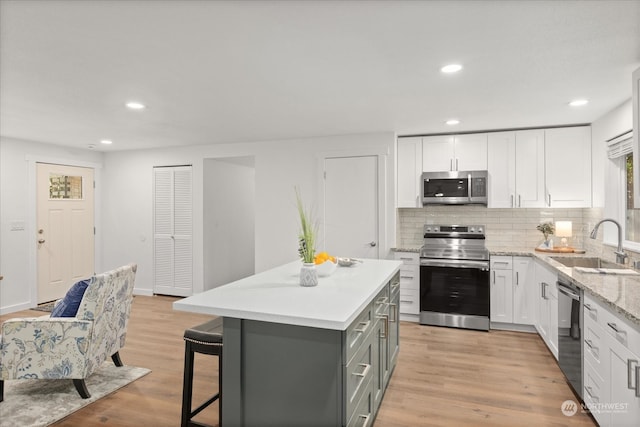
174, 258, 402, 427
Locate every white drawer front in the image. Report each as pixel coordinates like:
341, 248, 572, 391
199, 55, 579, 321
490, 256, 512, 270
583, 361, 608, 427
596, 296, 640, 355
584, 293, 603, 327
399, 290, 419, 315
394, 251, 419, 265
584, 321, 604, 369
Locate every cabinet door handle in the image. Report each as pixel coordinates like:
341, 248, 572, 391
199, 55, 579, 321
400, 275, 413, 280
450, 158, 453, 171
516, 272, 519, 285
548, 194, 551, 206
636, 366, 640, 397
353, 363, 371, 378
359, 414, 371, 427
379, 315, 389, 339
518, 194, 521, 208
628, 359, 638, 391
492, 271, 496, 284
389, 303, 398, 322
510, 194, 514, 208
353, 320, 371, 334
399, 257, 413, 261
584, 339, 593, 349
584, 303, 594, 312
584, 386, 597, 401
607, 322, 622, 333
455, 158, 459, 171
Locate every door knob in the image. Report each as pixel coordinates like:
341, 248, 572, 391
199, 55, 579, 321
370, 241, 377, 247
38, 239, 45, 244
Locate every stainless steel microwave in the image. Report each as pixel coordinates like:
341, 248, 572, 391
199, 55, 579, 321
421, 170, 488, 205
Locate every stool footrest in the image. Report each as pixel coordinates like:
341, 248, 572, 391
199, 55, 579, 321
190, 392, 220, 418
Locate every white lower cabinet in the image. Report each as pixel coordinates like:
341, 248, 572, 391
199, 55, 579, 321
393, 252, 420, 321
583, 293, 640, 426
490, 256, 536, 328
534, 261, 558, 359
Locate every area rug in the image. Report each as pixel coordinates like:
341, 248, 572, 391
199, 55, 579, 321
0, 362, 151, 426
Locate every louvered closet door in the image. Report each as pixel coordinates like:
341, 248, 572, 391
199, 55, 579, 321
153, 166, 193, 296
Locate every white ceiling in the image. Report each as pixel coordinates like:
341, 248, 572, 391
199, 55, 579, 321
1, 0, 639, 152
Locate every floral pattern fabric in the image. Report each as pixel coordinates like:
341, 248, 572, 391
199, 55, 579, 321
0, 264, 137, 381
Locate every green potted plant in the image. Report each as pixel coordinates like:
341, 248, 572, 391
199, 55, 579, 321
295, 187, 318, 286
537, 221, 555, 247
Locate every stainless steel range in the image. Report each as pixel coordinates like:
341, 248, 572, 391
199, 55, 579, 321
419, 224, 490, 331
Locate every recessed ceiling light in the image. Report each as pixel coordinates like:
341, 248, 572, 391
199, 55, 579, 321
569, 99, 589, 107
446, 119, 460, 125
441, 64, 462, 74
100, 139, 113, 145
126, 101, 146, 110
87, 144, 96, 149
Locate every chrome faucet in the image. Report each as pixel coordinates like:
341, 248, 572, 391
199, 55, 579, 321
589, 218, 627, 264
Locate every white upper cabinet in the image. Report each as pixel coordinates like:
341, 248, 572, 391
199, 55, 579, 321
515, 129, 547, 208
487, 132, 516, 208
487, 130, 545, 208
422, 135, 455, 171
422, 134, 487, 172
396, 137, 423, 208
544, 126, 592, 208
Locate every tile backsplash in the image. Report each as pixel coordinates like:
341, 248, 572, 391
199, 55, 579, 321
397, 206, 640, 266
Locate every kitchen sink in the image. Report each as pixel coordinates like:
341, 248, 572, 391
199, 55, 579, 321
549, 257, 626, 269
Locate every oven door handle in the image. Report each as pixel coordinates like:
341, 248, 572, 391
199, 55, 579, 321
557, 283, 580, 301
420, 259, 489, 270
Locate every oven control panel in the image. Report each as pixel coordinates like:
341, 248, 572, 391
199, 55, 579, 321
423, 224, 485, 236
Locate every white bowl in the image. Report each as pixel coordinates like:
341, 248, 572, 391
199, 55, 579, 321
316, 260, 337, 277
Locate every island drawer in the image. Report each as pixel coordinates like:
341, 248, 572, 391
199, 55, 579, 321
346, 381, 373, 427
374, 286, 389, 316
344, 304, 373, 365
344, 330, 374, 422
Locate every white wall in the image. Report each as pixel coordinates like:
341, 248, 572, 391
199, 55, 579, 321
590, 99, 633, 245
100, 131, 396, 297
0, 137, 104, 314
204, 157, 255, 290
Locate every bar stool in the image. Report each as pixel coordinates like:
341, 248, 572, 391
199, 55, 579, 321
181, 317, 223, 427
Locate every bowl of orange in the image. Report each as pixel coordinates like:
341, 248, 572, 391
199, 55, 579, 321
314, 252, 338, 277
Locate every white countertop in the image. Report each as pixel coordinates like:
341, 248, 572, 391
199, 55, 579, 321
173, 259, 402, 330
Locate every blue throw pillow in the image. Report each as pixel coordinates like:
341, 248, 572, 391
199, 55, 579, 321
50, 278, 92, 317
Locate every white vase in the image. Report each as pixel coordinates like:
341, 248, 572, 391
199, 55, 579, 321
300, 262, 318, 287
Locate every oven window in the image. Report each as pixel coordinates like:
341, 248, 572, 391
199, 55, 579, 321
423, 178, 468, 198
420, 265, 489, 316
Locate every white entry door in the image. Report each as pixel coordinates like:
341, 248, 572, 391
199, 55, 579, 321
153, 166, 193, 296
323, 156, 379, 259
37, 163, 95, 303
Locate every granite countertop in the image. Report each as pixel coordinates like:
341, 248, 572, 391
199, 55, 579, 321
173, 259, 402, 330
488, 247, 640, 328
394, 245, 640, 327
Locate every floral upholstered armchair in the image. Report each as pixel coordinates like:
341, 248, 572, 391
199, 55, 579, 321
0, 263, 137, 401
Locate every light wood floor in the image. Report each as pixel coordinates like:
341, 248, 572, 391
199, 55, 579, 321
1, 296, 596, 426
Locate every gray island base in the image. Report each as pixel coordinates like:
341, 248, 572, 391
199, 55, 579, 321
174, 259, 402, 426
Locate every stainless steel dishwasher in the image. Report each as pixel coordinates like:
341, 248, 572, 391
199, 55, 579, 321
557, 279, 583, 398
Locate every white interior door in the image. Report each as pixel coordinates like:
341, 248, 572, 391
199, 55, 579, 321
37, 163, 95, 303
323, 156, 379, 259
153, 166, 193, 296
